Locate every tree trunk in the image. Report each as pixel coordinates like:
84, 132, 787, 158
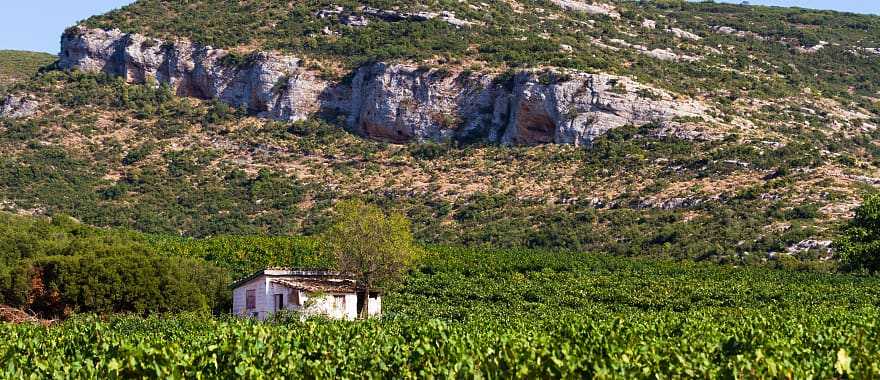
359, 284, 369, 320
358, 275, 372, 320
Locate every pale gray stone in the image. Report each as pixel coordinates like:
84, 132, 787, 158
60, 27, 710, 146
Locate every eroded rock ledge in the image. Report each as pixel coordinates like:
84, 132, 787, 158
58, 26, 708, 146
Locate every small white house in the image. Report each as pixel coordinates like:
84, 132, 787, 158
230, 268, 382, 320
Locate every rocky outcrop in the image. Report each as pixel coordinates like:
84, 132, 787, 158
318, 6, 476, 28
786, 239, 832, 254
347, 67, 706, 146
607, 38, 701, 62
711, 26, 768, 41
348, 64, 497, 143
498, 72, 706, 145
59, 26, 327, 121
551, 1, 620, 19
60, 26, 710, 146
669, 28, 702, 41
0, 94, 39, 119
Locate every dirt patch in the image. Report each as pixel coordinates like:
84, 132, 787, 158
0, 305, 53, 326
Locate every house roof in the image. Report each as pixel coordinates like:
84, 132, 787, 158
229, 267, 345, 289
270, 278, 356, 293
229, 267, 384, 294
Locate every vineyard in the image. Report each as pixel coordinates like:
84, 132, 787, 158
4, 246, 880, 378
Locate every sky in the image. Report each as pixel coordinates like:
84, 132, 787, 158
0, 1, 133, 54
0, 1, 878, 54
711, 0, 879, 15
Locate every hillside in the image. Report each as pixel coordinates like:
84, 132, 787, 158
5, 2, 880, 375
0, 50, 54, 88
2, 0, 880, 267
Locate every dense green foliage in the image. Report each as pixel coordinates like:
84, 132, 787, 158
3, 246, 880, 377
0, 213, 228, 316
149, 235, 325, 279
2, 310, 876, 378
0, 212, 328, 316
0, 213, 151, 306
12, 254, 228, 317
322, 200, 420, 301
835, 193, 880, 273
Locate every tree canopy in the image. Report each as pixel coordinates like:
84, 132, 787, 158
834, 193, 880, 273
322, 200, 420, 317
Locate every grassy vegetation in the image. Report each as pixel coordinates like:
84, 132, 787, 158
1, 1, 878, 376
0, 50, 55, 99
0, 1, 877, 282
0, 50, 55, 89
0, 211, 331, 317
3, 1, 880, 376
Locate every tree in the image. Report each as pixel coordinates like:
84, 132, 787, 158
321, 200, 420, 318
834, 193, 880, 273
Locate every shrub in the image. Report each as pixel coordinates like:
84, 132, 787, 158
834, 194, 880, 273
14, 254, 229, 317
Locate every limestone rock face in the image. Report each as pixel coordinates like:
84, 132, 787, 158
345, 67, 706, 145
498, 72, 706, 146
347, 63, 496, 143
0, 94, 39, 119
59, 26, 327, 122
60, 27, 710, 146
550, 1, 621, 18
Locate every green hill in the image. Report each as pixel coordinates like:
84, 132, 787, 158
0, 65, 863, 268
0, 50, 55, 86
3, 1, 880, 377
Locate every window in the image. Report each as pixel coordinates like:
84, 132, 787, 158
290, 289, 300, 306
246, 289, 256, 310
334, 295, 345, 309
274, 294, 284, 311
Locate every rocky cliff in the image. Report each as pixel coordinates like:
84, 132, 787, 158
59, 27, 328, 122
58, 26, 708, 146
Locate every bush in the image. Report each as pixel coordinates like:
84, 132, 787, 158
409, 142, 449, 160
14, 254, 229, 318
0, 213, 231, 316
834, 194, 880, 273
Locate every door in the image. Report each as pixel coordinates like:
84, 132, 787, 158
246, 290, 256, 310
274, 294, 284, 312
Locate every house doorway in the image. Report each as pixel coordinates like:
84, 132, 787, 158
274, 294, 284, 312
356, 292, 366, 317
356, 292, 379, 317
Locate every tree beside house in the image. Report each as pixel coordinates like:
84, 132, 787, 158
231, 200, 419, 320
